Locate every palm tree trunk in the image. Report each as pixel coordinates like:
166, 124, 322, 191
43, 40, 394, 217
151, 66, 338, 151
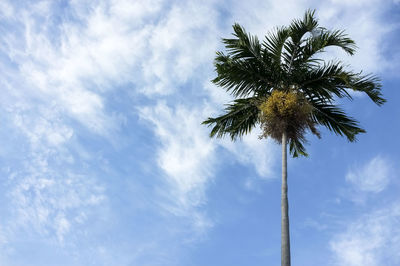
281, 131, 291, 266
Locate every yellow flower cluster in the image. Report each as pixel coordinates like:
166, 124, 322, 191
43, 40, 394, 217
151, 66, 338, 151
259, 90, 312, 120
258, 90, 317, 142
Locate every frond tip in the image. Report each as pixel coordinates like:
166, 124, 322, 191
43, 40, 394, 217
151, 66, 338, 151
311, 102, 365, 142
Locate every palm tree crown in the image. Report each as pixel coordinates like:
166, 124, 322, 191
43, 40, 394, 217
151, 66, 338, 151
203, 10, 385, 157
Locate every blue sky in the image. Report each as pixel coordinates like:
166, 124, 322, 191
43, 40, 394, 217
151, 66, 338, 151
0, 0, 399, 265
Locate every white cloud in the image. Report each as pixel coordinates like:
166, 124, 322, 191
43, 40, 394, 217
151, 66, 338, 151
220, 129, 278, 178
330, 202, 400, 266
8, 162, 106, 243
346, 156, 391, 193
0, 0, 221, 135
141, 1, 219, 95
0, 0, 171, 246
12, 108, 74, 148
0, 1, 14, 18
54, 214, 71, 242
135, 0, 279, 231
138, 102, 215, 225
138, 99, 278, 234
1, 0, 157, 135
317, 2, 395, 74
230, 0, 306, 37
0, 0, 224, 245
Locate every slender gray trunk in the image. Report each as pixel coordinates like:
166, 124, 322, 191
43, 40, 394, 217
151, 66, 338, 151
281, 131, 291, 266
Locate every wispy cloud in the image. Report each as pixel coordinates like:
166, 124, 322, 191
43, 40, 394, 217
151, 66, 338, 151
138, 101, 216, 231
5, 150, 106, 243
330, 202, 400, 266
340, 155, 393, 204
317, 0, 397, 75
346, 156, 392, 193
219, 129, 278, 179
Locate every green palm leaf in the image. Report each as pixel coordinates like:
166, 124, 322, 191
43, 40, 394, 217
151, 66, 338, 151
311, 102, 365, 142
202, 98, 259, 140
213, 52, 273, 97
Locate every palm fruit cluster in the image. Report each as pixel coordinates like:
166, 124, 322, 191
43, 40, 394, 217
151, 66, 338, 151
258, 90, 320, 142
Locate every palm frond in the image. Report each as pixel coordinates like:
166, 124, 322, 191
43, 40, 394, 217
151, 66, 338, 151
298, 62, 385, 106
347, 73, 385, 106
298, 61, 354, 101
262, 26, 291, 67
213, 52, 274, 98
213, 24, 279, 97
289, 9, 319, 44
223, 23, 263, 61
299, 29, 356, 65
202, 98, 260, 140
311, 102, 365, 142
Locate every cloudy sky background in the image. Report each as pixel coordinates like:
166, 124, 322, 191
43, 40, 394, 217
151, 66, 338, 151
0, 0, 399, 265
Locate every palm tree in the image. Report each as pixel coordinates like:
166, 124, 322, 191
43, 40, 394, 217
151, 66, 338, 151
202, 10, 384, 266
